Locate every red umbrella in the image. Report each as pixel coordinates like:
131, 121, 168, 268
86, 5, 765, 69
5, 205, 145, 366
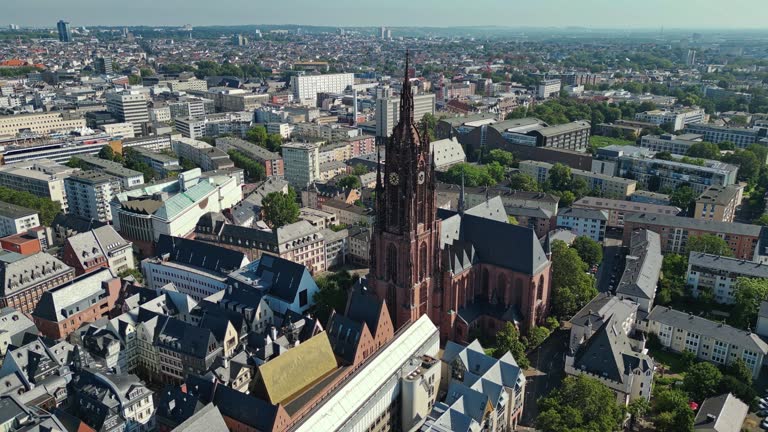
689, 401, 699, 411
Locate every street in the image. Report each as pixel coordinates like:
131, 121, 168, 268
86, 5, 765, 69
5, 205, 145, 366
597, 234, 624, 294
519, 329, 570, 427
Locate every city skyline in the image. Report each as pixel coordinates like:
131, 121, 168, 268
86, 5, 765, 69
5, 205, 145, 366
5, 0, 768, 30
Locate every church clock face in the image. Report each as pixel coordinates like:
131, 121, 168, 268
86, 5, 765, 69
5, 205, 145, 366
418, 171, 425, 184
389, 172, 400, 185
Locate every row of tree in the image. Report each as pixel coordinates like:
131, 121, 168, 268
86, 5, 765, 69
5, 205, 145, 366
0, 186, 61, 226
228, 149, 266, 181
245, 126, 283, 153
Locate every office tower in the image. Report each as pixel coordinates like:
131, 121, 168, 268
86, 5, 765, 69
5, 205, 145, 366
386, 29, 392, 39
380, 26, 387, 39
106, 92, 149, 136
686, 49, 697, 66
290, 73, 355, 106
282, 142, 321, 188
94, 56, 114, 75
57, 20, 71, 42
375, 93, 436, 138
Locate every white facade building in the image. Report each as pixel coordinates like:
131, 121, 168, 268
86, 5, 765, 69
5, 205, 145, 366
64, 171, 121, 223
375, 93, 436, 137
291, 73, 355, 106
106, 92, 150, 136
282, 141, 321, 188
0, 203, 40, 237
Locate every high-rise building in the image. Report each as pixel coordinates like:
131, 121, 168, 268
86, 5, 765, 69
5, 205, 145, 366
282, 141, 321, 188
64, 171, 121, 223
375, 93, 435, 138
686, 49, 697, 66
94, 56, 113, 75
57, 20, 71, 42
380, 26, 387, 39
290, 73, 355, 106
106, 91, 149, 136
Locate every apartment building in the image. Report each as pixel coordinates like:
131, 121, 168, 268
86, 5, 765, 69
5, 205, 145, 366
283, 141, 321, 188
291, 73, 355, 105
0, 203, 39, 238
70, 369, 155, 432
32, 268, 121, 340
519, 160, 637, 198
537, 79, 562, 99
572, 197, 681, 229
375, 93, 436, 137
617, 155, 738, 195
694, 185, 743, 223
348, 225, 370, 266
215, 137, 284, 178
171, 137, 234, 171
74, 154, 145, 189
64, 171, 121, 223
643, 306, 768, 378
687, 252, 768, 304
616, 229, 661, 313
623, 213, 762, 260
639, 134, 703, 155
293, 123, 359, 141
529, 121, 591, 151
101, 122, 136, 138
556, 208, 608, 242
130, 147, 181, 177
62, 177, 113, 225
0, 251, 75, 315
634, 108, 707, 131
684, 123, 767, 148
106, 92, 149, 136
321, 198, 375, 226
167, 97, 215, 120
201, 88, 268, 112
0, 112, 86, 137
0, 160, 78, 211
61, 225, 134, 275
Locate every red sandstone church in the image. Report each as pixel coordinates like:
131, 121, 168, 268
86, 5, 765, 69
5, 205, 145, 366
367, 54, 553, 343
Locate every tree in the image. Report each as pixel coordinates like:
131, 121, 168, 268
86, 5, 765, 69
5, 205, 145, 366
265, 134, 283, 153
572, 236, 603, 268
484, 149, 515, 167
718, 374, 756, 404
526, 325, 550, 349
686, 234, 733, 257
722, 149, 760, 182
245, 125, 268, 146
627, 398, 650, 429
261, 189, 300, 229
547, 163, 572, 192
732, 277, 768, 329
493, 322, 530, 368
718, 141, 736, 151
669, 186, 697, 212
653, 389, 694, 432
508, 216, 518, 225
550, 240, 598, 319
313, 271, 354, 323
337, 175, 362, 190
351, 164, 369, 176
228, 149, 266, 181
508, 173, 539, 192
0, 186, 62, 226
655, 151, 674, 160
725, 358, 753, 385
686, 142, 721, 160
537, 375, 625, 432
420, 113, 437, 142
118, 268, 144, 284
754, 214, 768, 226
128, 74, 142, 85
98, 145, 115, 161
684, 362, 723, 402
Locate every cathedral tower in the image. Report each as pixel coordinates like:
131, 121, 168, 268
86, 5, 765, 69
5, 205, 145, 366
369, 52, 441, 329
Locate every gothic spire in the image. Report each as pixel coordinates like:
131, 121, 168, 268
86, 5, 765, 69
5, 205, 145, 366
400, 50, 414, 123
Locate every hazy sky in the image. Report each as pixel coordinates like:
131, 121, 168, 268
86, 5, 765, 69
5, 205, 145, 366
5, 0, 767, 29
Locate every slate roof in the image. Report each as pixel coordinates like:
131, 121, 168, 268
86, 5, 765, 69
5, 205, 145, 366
572, 318, 653, 383
0, 307, 36, 346
647, 306, 768, 354
0, 202, 37, 220
625, 213, 763, 237
155, 385, 205, 427
156, 316, 218, 359
186, 375, 283, 432
569, 293, 637, 330
155, 235, 246, 275
688, 252, 768, 279
439, 210, 550, 276
51, 214, 106, 235
229, 255, 314, 304
0, 252, 72, 297
33, 268, 115, 322
616, 230, 662, 301
693, 393, 748, 432
173, 403, 229, 432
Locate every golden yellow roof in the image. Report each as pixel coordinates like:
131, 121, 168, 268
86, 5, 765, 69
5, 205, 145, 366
257, 332, 338, 405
